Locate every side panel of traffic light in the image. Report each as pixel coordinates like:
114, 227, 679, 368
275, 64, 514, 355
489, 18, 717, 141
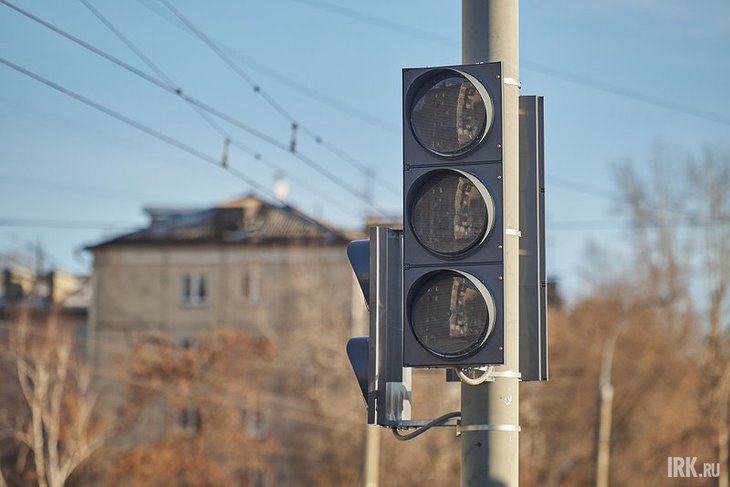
402, 63, 505, 368
519, 95, 548, 381
346, 228, 412, 425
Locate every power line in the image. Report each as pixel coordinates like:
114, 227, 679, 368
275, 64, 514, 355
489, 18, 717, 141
133, 0, 399, 134
293, 0, 457, 47
548, 175, 622, 201
156, 0, 294, 123
153, 0, 399, 198
76, 0, 357, 216
0, 217, 137, 230
550, 218, 730, 232
0, 173, 149, 204
546, 174, 730, 225
522, 60, 730, 127
297, 126, 401, 196
77, 0, 228, 140
0, 0, 386, 215
295, 0, 730, 128
0, 56, 279, 203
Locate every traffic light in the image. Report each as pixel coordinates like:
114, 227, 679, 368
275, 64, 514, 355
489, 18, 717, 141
402, 63, 504, 368
346, 228, 412, 426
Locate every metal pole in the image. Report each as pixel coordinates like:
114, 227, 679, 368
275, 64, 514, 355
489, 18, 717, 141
595, 318, 628, 487
364, 425, 380, 487
461, 1, 520, 486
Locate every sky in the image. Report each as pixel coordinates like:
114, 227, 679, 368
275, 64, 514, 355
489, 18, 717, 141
0, 0, 729, 299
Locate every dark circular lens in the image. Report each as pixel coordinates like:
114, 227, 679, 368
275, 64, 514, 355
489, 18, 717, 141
410, 171, 489, 255
410, 272, 490, 357
410, 73, 488, 156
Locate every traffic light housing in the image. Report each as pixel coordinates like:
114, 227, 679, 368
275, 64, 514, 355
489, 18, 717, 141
402, 62, 505, 368
346, 228, 412, 426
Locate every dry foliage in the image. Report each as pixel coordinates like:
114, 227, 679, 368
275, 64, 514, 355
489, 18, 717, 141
104, 330, 277, 486
0, 310, 108, 487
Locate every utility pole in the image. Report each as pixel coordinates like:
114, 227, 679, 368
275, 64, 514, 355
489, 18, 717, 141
595, 319, 628, 487
460, 2, 520, 486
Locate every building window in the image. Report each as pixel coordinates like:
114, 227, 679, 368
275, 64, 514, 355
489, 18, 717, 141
243, 408, 268, 439
179, 407, 201, 435
242, 269, 260, 304
179, 336, 199, 350
180, 273, 208, 307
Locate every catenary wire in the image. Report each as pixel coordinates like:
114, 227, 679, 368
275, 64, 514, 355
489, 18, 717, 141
0, 0, 386, 215
0, 218, 138, 230
153, 0, 399, 197
76, 0, 357, 216
77, 0, 228, 138
0, 56, 282, 203
133, 0, 399, 134
295, 0, 730, 128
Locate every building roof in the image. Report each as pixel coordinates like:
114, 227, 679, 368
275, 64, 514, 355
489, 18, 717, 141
87, 196, 354, 249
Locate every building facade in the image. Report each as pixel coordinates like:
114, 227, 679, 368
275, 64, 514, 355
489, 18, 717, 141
87, 196, 367, 485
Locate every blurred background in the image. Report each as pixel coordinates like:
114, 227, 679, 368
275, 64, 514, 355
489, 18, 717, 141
0, 0, 728, 485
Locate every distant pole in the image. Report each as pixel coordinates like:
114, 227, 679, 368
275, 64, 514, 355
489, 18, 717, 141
461, 1, 520, 486
718, 356, 730, 487
595, 319, 627, 487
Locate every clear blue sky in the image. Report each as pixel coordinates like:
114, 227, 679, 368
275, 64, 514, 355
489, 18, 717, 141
1, 0, 729, 298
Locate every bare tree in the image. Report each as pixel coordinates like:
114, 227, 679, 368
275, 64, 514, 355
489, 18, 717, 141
105, 330, 278, 486
618, 144, 730, 482
2, 310, 109, 487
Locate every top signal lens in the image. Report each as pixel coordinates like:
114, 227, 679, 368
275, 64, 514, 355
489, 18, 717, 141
410, 71, 492, 157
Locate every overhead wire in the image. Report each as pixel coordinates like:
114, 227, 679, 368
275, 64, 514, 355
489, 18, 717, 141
153, 0, 400, 198
0, 172, 149, 204
0, 0, 386, 215
0, 217, 138, 230
132, 0, 399, 134
295, 0, 730, 128
546, 175, 730, 226
0, 56, 280, 204
76, 0, 357, 216
294, 0, 457, 46
156, 0, 295, 124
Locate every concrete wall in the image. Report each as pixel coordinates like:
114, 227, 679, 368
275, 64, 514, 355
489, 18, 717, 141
88, 242, 363, 468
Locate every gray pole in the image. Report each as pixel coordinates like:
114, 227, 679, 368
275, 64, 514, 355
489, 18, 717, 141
595, 320, 626, 487
364, 425, 380, 487
461, 1, 520, 486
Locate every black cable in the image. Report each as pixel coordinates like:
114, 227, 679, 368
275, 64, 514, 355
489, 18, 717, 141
156, 0, 295, 124
296, 0, 730, 128
0, 56, 275, 199
77, 0, 355, 215
522, 60, 730, 127
294, 0, 457, 47
391, 411, 461, 441
0, 218, 137, 230
154, 0, 396, 197
134, 0, 399, 134
0, 0, 385, 214
300, 126, 400, 196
